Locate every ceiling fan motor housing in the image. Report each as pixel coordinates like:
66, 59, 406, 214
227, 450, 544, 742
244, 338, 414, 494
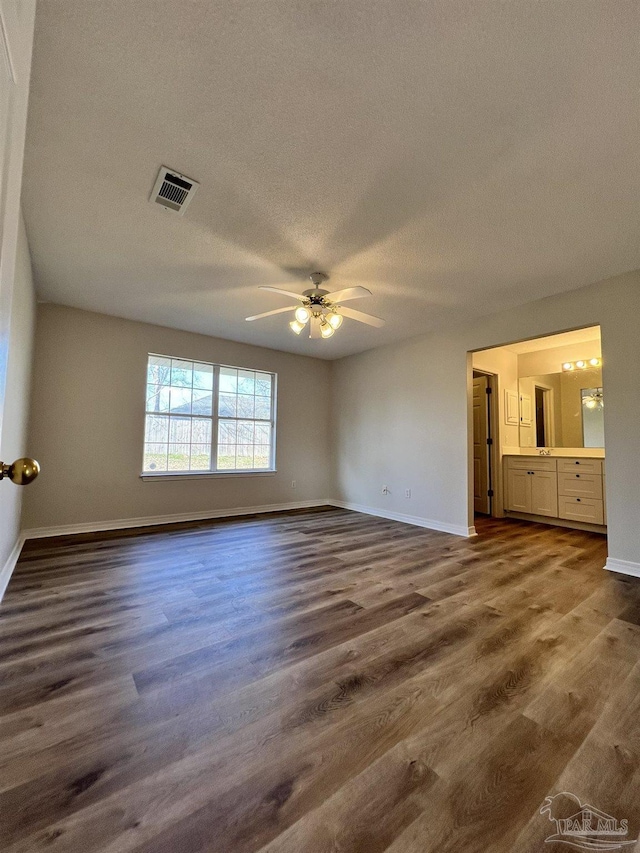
309, 272, 329, 286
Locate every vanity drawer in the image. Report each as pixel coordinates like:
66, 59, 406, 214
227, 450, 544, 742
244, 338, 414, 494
505, 457, 557, 472
558, 472, 603, 500
557, 458, 603, 475
558, 496, 604, 525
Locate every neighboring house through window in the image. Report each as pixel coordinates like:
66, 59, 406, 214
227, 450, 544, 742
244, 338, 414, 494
143, 354, 276, 474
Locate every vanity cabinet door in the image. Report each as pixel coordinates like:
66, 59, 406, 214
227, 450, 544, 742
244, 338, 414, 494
530, 471, 558, 517
506, 468, 530, 512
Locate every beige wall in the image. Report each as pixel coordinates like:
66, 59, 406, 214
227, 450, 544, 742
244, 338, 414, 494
23, 305, 332, 530
332, 271, 640, 563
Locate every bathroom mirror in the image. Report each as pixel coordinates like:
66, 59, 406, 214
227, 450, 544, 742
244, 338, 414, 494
518, 366, 604, 449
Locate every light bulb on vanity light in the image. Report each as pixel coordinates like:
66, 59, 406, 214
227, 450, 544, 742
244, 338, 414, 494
294, 306, 311, 324
576, 360, 586, 369
563, 363, 573, 371
289, 319, 305, 335
589, 358, 600, 367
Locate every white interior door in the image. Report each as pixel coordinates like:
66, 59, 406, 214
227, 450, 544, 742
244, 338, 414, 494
473, 375, 490, 514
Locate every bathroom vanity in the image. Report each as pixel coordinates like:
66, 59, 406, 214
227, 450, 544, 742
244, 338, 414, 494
503, 453, 606, 531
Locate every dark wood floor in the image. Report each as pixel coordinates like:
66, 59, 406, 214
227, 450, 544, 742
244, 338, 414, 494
1, 507, 640, 852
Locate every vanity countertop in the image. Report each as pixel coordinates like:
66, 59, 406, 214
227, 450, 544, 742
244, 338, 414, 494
502, 448, 605, 459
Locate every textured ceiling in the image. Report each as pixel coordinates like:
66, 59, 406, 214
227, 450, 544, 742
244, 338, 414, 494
22, 1, 640, 359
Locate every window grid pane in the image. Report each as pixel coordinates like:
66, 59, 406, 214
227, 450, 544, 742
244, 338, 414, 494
144, 355, 275, 473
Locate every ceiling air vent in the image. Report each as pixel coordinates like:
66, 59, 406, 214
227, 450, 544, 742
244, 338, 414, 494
150, 167, 199, 215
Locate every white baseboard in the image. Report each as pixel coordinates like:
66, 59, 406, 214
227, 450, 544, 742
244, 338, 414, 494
0, 533, 26, 602
328, 500, 474, 538
21, 499, 475, 543
21, 500, 332, 541
604, 557, 640, 578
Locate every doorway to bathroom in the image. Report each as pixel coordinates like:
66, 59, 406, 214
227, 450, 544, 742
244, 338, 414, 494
469, 325, 606, 532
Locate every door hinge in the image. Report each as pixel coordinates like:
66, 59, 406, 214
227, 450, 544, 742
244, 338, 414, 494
486, 386, 492, 394
486, 438, 493, 445
488, 489, 494, 497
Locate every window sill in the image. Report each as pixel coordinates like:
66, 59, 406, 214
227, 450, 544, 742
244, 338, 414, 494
140, 470, 277, 482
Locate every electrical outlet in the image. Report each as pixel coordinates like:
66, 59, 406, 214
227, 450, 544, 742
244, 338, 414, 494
405, 489, 411, 499
291, 480, 296, 489
382, 485, 389, 495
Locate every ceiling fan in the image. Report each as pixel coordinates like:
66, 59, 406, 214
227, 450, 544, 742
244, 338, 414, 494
245, 272, 385, 339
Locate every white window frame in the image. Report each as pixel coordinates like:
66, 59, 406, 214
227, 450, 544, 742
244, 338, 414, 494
141, 353, 277, 479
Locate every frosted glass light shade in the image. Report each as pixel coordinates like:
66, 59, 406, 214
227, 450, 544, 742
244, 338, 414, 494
295, 306, 311, 324
327, 312, 343, 330
320, 322, 335, 338
289, 320, 305, 335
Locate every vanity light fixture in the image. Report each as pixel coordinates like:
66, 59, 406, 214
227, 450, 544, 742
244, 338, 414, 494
562, 357, 601, 372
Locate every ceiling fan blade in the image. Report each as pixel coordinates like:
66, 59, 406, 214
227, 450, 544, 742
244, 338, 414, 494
259, 285, 306, 302
339, 306, 385, 328
309, 317, 322, 339
245, 305, 297, 322
324, 286, 372, 303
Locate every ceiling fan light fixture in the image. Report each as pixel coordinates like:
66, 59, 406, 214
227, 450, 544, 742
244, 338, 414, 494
327, 311, 343, 330
255, 272, 385, 340
294, 306, 311, 324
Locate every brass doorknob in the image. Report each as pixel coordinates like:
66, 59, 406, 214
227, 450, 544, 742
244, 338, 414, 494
0, 457, 40, 485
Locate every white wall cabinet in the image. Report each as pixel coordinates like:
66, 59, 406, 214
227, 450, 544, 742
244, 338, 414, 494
504, 456, 605, 528
505, 390, 519, 425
